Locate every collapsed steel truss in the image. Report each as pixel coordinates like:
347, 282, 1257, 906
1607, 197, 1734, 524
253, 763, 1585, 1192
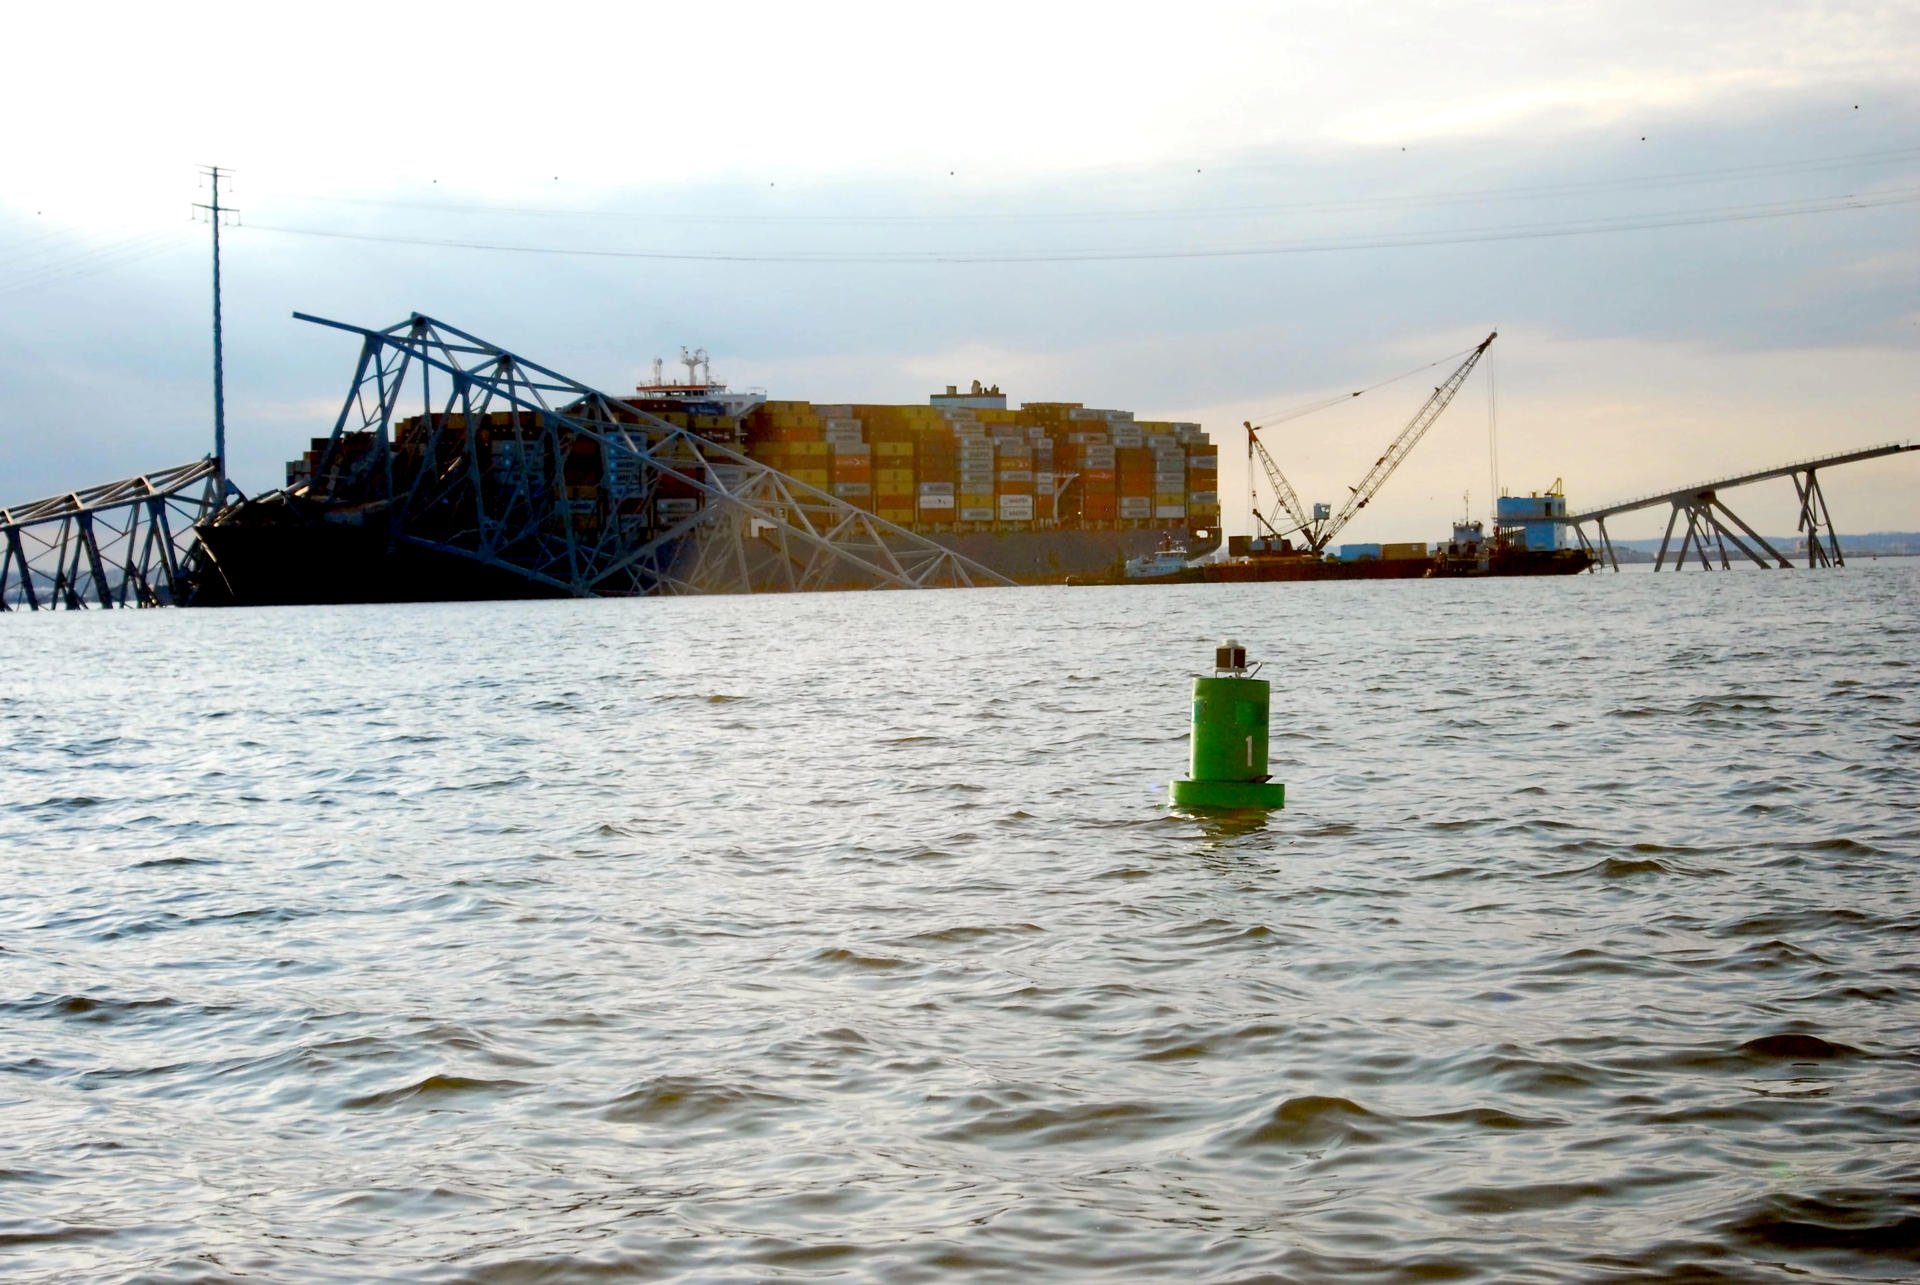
1, 459, 226, 610
288, 312, 1014, 596
1567, 442, 1917, 571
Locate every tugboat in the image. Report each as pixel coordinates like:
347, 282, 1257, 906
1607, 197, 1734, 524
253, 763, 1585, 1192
1125, 536, 1195, 580
1428, 513, 1491, 576
1429, 486, 1595, 577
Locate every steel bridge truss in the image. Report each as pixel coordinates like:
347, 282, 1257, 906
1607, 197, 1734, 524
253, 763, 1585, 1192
1, 459, 226, 610
1568, 442, 1915, 572
294, 313, 1013, 596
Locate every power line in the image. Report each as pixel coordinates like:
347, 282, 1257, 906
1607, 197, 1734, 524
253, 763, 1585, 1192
0, 230, 192, 299
242, 183, 1920, 265
254, 142, 1920, 226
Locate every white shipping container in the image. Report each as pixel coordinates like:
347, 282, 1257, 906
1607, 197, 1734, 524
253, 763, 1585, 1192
1156, 504, 1187, 519
1118, 497, 1154, 518
657, 497, 699, 520
821, 416, 861, 430
940, 407, 977, 420
814, 404, 854, 418
998, 500, 1035, 519
959, 506, 996, 522
996, 469, 1034, 484
832, 482, 870, 497
918, 481, 956, 496
917, 494, 956, 510
1189, 490, 1218, 506
831, 440, 871, 455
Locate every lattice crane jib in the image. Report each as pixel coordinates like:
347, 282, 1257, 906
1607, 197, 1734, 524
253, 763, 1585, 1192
1245, 421, 1310, 540
267, 313, 1014, 598
1242, 333, 1495, 556
1310, 331, 1496, 554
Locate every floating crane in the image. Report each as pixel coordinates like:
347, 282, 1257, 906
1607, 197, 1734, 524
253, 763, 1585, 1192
1245, 331, 1496, 556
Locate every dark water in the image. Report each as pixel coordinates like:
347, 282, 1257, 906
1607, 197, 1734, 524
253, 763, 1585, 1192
3, 564, 1917, 1283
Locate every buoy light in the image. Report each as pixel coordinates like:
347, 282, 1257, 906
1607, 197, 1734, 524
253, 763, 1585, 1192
1170, 639, 1287, 811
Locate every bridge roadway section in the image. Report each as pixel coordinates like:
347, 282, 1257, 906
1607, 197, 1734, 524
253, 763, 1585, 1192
1565, 441, 1917, 572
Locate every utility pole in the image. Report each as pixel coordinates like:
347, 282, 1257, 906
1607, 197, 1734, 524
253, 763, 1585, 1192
193, 167, 237, 500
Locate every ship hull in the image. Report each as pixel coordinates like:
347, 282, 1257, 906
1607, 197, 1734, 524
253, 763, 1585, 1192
190, 517, 573, 607
188, 507, 1217, 606
1429, 548, 1596, 577
1204, 556, 1432, 583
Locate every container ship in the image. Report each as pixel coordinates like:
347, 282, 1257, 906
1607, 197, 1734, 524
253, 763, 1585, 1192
193, 364, 1222, 604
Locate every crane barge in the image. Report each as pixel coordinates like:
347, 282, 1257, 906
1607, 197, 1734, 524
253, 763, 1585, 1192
1210, 333, 1497, 582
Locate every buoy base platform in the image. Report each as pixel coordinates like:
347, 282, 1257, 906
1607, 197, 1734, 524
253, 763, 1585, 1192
1170, 778, 1286, 810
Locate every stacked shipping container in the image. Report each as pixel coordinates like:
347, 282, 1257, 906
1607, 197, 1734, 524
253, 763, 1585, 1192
737, 396, 1216, 534
339, 395, 1221, 542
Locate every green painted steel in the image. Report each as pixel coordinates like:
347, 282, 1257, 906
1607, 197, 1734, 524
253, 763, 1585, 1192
1188, 676, 1271, 781
1170, 777, 1286, 809
1172, 673, 1285, 811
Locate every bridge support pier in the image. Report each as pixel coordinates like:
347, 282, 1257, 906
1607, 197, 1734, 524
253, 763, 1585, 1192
1573, 516, 1619, 571
1793, 468, 1843, 568
1658, 491, 1793, 571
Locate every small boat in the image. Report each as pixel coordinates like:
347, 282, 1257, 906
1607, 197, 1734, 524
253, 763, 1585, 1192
1125, 541, 1194, 579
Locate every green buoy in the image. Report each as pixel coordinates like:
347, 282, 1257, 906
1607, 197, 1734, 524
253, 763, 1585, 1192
1169, 639, 1287, 811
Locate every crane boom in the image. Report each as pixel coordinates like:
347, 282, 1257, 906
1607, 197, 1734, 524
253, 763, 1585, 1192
1312, 330, 1495, 552
1246, 421, 1311, 537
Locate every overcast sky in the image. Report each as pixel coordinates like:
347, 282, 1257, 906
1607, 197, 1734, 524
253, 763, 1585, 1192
2, 1, 1916, 541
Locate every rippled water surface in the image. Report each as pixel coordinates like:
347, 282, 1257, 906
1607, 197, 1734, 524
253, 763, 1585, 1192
3, 564, 1918, 1283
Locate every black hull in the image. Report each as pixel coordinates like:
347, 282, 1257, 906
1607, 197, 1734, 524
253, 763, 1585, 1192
1204, 556, 1433, 583
188, 506, 1221, 606
190, 520, 572, 607
1430, 549, 1596, 578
